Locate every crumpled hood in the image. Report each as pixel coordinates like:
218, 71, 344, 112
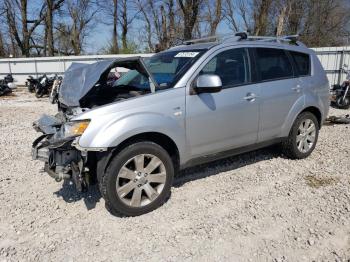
58, 57, 152, 107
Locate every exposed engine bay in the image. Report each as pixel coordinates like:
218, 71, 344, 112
57, 57, 157, 111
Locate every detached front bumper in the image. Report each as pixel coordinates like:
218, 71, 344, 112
31, 114, 89, 191
32, 134, 50, 161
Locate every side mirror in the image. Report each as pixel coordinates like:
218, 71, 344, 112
192, 74, 222, 95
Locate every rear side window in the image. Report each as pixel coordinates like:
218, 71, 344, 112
200, 48, 250, 87
255, 48, 293, 81
290, 51, 311, 76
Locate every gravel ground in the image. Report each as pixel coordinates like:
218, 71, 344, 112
0, 88, 350, 262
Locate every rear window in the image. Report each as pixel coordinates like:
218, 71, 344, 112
255, 48, 293, 81
290, 51, 311, 76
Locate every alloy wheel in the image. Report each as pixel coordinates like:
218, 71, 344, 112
116, 154, 166, 207
296, 119, 316, 153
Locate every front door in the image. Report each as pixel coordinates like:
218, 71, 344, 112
186, 47, 260, 158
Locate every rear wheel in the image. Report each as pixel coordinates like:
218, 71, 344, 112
35, 85, 43, 98
336, 96, 350, 109
281, 112, 319, 159
100, 141, 174, 216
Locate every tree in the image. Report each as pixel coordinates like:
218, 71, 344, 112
0, 30, 6, 57
45, 0, 65, 56
118, 0, 138, 51
253, 0, 273, 35
300, 0, 350, 47
3, 0, 64, 57
4, 0, 46, 57
178, 0, 202, 40
136, 0, 153, 51
223, 0, 239, 32
98, 0, 119, 53
203, 0, 223, 36
65, 0, 98, 55
135, 0, 177, 52
222, 0, 252, 33
286, 0, 304, 34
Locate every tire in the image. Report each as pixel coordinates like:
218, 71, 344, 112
336, 96, 350, 109
35, 85, 43, 98
281, 112, 319, 159
100, 141, 174, 216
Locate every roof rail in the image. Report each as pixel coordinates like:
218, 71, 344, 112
182, 33, 300, 46
183, 35, 221, 45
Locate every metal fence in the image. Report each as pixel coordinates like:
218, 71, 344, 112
314, 46, 350, 86
0, 54, 152, 85
0, 46, 349, 86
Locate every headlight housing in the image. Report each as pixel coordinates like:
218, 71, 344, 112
63, 120, 90, 138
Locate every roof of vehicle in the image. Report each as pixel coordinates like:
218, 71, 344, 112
167, 33, 310, 53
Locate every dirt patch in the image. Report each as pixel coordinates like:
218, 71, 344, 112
305, 175, 339, 188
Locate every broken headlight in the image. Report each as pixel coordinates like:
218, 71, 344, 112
63, 120, 90, 138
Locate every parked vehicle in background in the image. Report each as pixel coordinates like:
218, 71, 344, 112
0, 82, 12, 96
49, 75, 63, 104
0, 74, 17, 90
27, 75, 39, 93
34, 74, 55, 98
331, 65, 350, 109
32, 33, 329, 216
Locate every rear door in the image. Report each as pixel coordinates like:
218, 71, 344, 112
253, 47, 302, 141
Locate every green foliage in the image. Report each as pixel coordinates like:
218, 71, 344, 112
99, 39, 143, 54
119, 41, 141, 54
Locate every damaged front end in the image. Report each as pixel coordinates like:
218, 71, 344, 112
32, 114, 95, 192
31, 56, 159, 192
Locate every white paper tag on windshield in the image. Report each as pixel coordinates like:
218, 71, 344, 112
175, 52, 199, 58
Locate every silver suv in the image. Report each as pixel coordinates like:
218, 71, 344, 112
32, 33, 329, 216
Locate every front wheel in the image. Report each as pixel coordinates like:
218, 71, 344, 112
281, 112, 319, 159
99, 141, 174, 216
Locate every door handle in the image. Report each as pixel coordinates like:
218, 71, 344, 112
244, 93, 257, 101
292, 85, 302, 92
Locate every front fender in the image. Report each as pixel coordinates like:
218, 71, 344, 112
78, 112, 188, 161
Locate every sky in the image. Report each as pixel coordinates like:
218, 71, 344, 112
84, 5, 236, 54
85, 22, 233, 54
7, 0, 243, 54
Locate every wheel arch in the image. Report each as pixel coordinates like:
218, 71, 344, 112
281, 97, 324, 137
96, 132, 181, 179
300, 106, 322, 127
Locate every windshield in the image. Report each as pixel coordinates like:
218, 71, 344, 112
113, 50, 205, 90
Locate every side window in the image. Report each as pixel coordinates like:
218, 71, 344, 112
255, 48, 293, 81
290, 51, 311, 76
199, 48, 250, 87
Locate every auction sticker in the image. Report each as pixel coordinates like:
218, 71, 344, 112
175, 52, 199, 58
